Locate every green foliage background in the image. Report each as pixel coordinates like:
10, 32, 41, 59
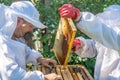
1, 0, 120, 77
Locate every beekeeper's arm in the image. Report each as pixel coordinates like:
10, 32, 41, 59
25, 45, 43, 64
15, 37, 43, 65
72, 37, 97, 58
59, 4, 120, 52
77, 12, 120, 51
1, 47, 61, 80
0, 48, 44, 80
17, 37, 57, 69
25, 46, 57, 69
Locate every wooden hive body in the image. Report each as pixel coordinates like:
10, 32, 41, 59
34, 65, 93, 80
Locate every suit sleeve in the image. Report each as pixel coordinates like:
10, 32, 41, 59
76, 12, 120, 51
25, 45, 43, 64
0, 49, 44, 80
75, 37, 97, 58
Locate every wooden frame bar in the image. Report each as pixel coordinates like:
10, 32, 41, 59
34, 65, 93, 80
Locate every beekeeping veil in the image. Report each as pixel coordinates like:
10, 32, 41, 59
0, 1, 46, 38
97, 5, 120, 31
0, 1, 46, 79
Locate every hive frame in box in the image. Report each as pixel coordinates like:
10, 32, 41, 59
53, 18, 77, 68
33, 65, 94, 80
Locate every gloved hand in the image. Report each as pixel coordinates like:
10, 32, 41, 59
72, 38, 82, 51
58, 4, 80, 21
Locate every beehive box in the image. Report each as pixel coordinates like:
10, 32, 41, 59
34, 65, 93, 80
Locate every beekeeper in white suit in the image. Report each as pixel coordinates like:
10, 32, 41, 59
59, 4, 120, 80
0, 1, 62, 80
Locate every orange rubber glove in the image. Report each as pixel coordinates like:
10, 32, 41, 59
72, 39, 82, 51
59, 4, 80, 20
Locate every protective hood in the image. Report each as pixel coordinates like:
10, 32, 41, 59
0, 4, 17, 38
10, 1, 47, 29
97, 5, 120, 29
0, 1, 46, 38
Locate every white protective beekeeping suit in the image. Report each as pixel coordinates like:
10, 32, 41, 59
0, 1, 47, 80
75, 5, 120, 80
